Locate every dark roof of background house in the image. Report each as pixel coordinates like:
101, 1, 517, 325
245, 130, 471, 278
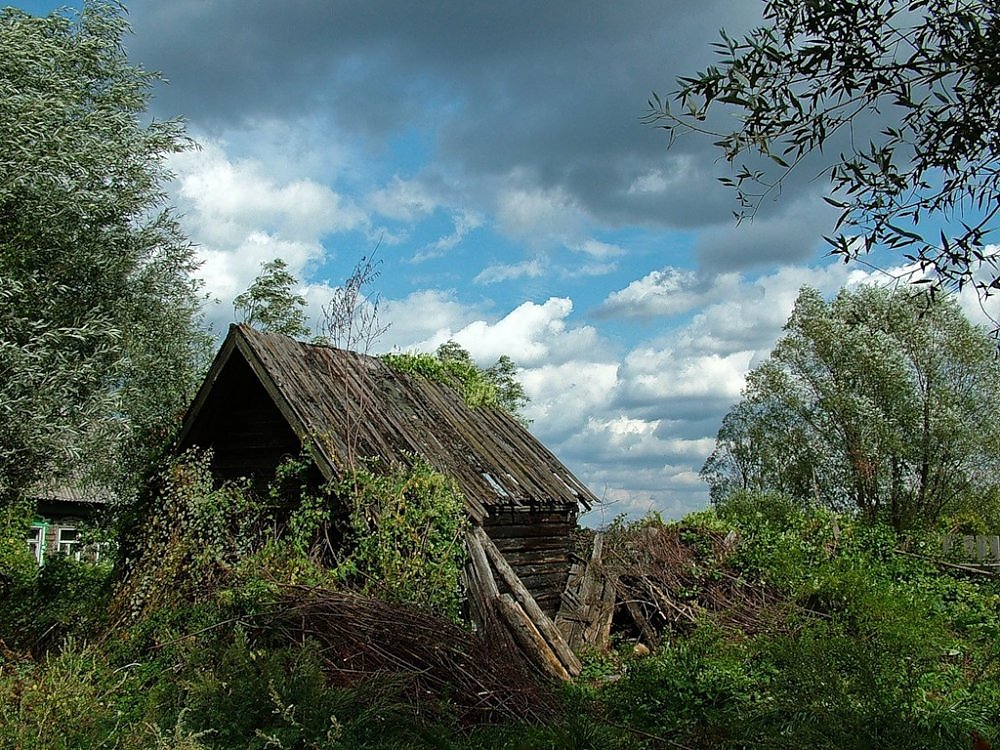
42, 484, 108, 504
178, 325, 596, 522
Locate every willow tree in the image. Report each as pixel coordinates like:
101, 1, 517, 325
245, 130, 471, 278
0, 2, 209, 509
702, 286, 1000, 530
650, 1, 1000, 300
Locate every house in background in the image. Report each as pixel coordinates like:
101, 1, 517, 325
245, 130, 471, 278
28, 483, 109, 565
176, 324, 597, 616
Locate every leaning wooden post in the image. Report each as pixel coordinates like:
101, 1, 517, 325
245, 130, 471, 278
466, 530, 500, 598
475, 526, 582, 676
496, 593, 572, 682
464, 529, 501, 636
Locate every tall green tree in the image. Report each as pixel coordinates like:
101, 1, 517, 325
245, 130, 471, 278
434, 341, 529, 418
0, 2, 209, 507
703, 286, 1000, 530
233, 258, 310, 338
649, 0, 1000, 299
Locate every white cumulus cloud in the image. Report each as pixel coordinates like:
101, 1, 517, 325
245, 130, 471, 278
367, 176, 439, 222
167, 139, 368, 329
599, 267, 741, 318
474, 259, 547, 285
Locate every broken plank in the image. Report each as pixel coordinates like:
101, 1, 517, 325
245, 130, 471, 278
475, 526, 582, 676
496, 593, 571, 682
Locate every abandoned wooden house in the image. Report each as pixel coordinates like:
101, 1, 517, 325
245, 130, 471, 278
176, 324, 597, 617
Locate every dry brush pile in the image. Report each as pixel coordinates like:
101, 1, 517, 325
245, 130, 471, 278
259, 584, 561, 725
584, 521, 798, 647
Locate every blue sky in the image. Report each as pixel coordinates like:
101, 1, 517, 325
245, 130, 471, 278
12, 1, 997, 521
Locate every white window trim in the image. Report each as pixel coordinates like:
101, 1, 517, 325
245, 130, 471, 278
57, 526, 81, 560
27, 524, 45, 565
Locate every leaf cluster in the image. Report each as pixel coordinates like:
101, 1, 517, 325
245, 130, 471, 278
0, 2, 210, 502
233, 258, 310, 339
650, 0, 1000, 300
109, 451, 471, 630
111, 450, 268, 625
703, 284, 1000, 530
597, 506, 1000, 748
332, 457, 470, 622
383, 340, 530, 423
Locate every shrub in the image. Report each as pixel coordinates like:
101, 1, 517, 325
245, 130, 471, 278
112, 450, 268, 626
334, 458, 469, 621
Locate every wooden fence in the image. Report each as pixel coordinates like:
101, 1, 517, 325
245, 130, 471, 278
942, 535, 1000, 567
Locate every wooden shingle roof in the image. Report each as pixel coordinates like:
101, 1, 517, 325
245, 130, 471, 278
178, 325, 596, 522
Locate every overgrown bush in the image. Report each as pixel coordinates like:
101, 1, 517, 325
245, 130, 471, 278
716, 503, 999, 748
566, 504, 1000, 749
333, 457, 468, 621
600, 625, 759, 746
714, 487, 803, 529
113, 450, 469, 625
1, 554, 113, 652
383, 341, 529, 423
0, 495, 113, 651
0, 496, 40, 599
7, 459, 1000, 749
111, 450, 269, 626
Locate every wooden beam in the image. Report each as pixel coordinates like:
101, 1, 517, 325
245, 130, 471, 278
496, 594, 571, 682
475, 526, 581, 676
466, 529, 500, 598
556, 532, 615, 651
622, 596, 659, 649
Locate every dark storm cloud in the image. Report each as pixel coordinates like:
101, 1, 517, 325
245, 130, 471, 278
694, 194, 840, 272
126, 0, 766, 230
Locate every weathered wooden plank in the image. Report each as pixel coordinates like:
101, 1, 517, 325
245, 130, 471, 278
487, 509, 574, 521
517, 573, 572, 593
497, 561, 573, 579
491, 539, 573, 555
496, 594, 571, 682
532, 595, 564, 616
555, 533, 616, 651
621, 596, 659, 648
491, 532, 570, 544
484, 522, 576, 539
503, 558, 568, 572
466, 530, 500, 599
486, 520, 574, 613
496, 543, 569, 560
944, 534, 1000, 564
477, 527, 581, 676
463, 530, 501, 637
494, 554, 572, 573
581, 580, 615, 649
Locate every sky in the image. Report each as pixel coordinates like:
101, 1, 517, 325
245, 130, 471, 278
13, 0, 1000, 523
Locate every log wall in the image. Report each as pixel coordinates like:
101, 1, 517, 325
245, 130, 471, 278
484, 504, 577, 617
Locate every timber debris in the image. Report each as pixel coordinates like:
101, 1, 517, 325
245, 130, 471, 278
555, 523, 792, 650
264, 584, 560, 724
464, 527, 582, 681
